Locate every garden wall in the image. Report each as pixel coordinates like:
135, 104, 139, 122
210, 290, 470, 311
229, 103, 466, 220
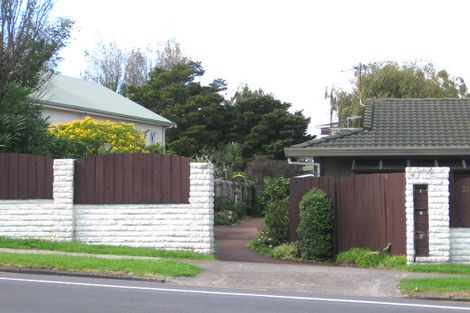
0, 155, 214, 254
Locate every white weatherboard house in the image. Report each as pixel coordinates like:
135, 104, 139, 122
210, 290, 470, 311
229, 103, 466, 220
31, 75, 176, 145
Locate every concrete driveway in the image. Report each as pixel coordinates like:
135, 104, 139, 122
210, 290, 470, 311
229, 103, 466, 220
171, 218, 440, 298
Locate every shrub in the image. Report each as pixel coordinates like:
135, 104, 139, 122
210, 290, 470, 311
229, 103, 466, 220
272, 242, 299, 260
297, 188, 334, 261
258, 177, 289, 213
49, 116, 146, 156
263, 197, 289, 246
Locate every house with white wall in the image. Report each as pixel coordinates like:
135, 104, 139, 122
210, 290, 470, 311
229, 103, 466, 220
31, 75, 176, 145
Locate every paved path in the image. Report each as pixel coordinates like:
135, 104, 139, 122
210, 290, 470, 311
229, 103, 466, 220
214, 218, 291, 263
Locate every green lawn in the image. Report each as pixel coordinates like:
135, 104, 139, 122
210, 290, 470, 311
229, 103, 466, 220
395, 263, 470, 275
400, 277, 470, 296
0, 237, 214, 260
0, 252, 201, 278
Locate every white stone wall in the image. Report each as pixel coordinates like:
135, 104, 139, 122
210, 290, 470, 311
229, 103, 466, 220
0, 159, 75, 240
405, 167, 450, 263
450, 228, 470, 263
74, 163, 214, 254
0, 160, 214, 254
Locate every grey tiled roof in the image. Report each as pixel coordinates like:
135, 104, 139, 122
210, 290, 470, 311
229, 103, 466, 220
286, 99, 470, 157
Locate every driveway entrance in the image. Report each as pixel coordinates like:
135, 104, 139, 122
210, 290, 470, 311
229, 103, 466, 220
214, 218, 292, 263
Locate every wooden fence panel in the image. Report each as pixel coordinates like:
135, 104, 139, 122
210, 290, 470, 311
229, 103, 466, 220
0, 153, 53, 199
74, 153, 190, 204
288, 173, 406, 255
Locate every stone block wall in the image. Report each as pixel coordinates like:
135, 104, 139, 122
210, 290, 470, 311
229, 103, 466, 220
450, 228, 470, 262
0, 160, 214, 254
405, 167, 450, 263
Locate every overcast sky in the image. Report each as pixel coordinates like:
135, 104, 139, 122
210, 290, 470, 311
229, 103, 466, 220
52, 0, 470, 134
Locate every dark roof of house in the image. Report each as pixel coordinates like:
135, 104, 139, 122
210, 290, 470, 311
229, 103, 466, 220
285, 98, 470, 157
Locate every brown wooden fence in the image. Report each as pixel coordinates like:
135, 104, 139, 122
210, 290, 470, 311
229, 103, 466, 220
0, 153, 53, 199
74, 153, 190, 204
289, 173, 406, 255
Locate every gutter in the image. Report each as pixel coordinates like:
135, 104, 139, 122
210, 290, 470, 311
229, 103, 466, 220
33, 99, 176, 128
284, 147, 470, 157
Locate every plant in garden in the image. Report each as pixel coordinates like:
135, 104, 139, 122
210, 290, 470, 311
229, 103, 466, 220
272, 242, 299, 260
336, 247, 406, 268
297, 188, 334, 261
49, 117, 146, 156
213, 196, 250, 225
263, 197, 290, 246
258, 176, 289, 213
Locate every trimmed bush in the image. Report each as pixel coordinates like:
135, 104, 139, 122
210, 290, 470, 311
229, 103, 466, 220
263, 197, 289, 246
258, 177, 289, 213
297, 188, 334, 261
258, 177, 290, 246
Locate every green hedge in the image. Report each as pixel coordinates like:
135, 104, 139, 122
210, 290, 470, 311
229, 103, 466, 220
297, 188, 333, 261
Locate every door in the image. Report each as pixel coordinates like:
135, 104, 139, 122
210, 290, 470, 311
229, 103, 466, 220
413, 185, 429, 257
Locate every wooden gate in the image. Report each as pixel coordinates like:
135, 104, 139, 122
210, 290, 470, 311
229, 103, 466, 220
450, 173, 470, 227
74, 153, 190, 204
289, 173, 406, 255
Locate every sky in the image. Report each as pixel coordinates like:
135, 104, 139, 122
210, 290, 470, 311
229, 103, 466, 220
52, 0, 470, 135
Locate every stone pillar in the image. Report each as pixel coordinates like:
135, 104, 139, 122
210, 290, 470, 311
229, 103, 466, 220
405, 167, 450, 263
189, 162, 215, 254
52, 159, 75, 241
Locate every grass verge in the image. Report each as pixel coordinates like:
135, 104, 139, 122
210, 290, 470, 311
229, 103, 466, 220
0, 252, 201, 278
400, 277, 470, 298
0, 237, 214, 260
396, 263, 470, 275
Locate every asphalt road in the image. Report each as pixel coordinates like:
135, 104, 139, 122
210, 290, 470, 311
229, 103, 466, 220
0, 272, 469, 313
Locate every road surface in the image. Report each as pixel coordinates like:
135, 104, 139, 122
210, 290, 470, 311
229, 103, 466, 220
0, 272, 468, 313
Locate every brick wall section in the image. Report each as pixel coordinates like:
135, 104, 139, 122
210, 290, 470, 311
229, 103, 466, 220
405, 167, 450, 263
450, 228, 470, 262
0, 160, 214, 254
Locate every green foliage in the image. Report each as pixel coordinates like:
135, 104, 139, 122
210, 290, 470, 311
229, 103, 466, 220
0, 0, 73, 156
272, 242, 299, 260
0, 0, 73, 94
128, 61, 228, 157
328, 62, 469, 127
336, 247, 406, 268
128, 64, 311, 159
244, 155, 303, 184
263, 197, 290, 246
227, 87, 312, 159
258, 177, 289, 212
202, 142, 245, 180
247, 234, 275, 257
258, 177, 290, 246
213, 196, 250, 225
297, 189, 334, 261
0, 83, 55, 155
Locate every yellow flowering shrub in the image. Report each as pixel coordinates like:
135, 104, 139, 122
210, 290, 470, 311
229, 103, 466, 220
49, 117, 146, 156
